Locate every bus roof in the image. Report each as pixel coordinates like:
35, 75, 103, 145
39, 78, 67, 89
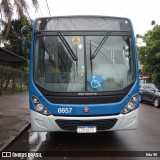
34, 15, 132, 32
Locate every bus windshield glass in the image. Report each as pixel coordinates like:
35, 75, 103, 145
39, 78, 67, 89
34, 33, 135, 92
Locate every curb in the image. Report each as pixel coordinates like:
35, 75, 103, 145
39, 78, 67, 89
1, 122, 31, 151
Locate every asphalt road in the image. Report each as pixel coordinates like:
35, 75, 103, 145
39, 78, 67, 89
4, 103, 160, 160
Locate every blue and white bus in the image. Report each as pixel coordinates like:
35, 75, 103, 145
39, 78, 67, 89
29, 16, 139, 133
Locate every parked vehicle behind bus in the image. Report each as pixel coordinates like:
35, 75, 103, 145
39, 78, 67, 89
140, 83, 160, 108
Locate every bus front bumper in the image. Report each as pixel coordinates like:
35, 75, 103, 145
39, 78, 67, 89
30, 108, 139, 132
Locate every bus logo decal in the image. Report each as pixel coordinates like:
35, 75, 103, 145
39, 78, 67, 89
78, 93, 97, 96
83, 107, 89, 113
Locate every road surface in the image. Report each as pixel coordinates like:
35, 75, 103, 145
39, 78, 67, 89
4, 103, 160, 160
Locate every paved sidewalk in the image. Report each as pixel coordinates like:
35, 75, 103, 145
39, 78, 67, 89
0, 92, 30, 151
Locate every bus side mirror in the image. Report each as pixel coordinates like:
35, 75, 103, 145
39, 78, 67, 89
21, 26, 29, 55
22, 37, 27, 55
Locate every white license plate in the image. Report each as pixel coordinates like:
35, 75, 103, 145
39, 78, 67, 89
77, 126, 97, 133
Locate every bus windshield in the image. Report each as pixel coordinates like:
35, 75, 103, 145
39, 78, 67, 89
34, 33, 135, 92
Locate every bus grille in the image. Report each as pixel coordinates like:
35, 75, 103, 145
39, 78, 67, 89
45, 95, 124, 104
55, 119, 117, 131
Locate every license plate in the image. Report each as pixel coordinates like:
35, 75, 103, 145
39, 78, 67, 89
77, 126, 97, 133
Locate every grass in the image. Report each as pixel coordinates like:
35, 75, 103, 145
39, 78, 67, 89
0, 86, 28, 95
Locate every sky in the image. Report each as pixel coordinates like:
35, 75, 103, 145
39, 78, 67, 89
27, 0, 160, 36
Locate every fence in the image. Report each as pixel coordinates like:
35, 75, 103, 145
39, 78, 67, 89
0, 65, 28, 95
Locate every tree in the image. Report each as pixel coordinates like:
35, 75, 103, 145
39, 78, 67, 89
1, 16, 31, 91
0, 0, 39, 40
1, 16, 31, 60
137, 22, 160, 85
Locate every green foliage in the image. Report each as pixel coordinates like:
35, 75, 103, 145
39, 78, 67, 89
2, 16, 31, 60
0, 0, 39, 39
138, 21, 160, 85
1, 16, 31, 88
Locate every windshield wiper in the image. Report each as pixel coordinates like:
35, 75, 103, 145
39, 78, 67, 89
57, 32, 78, 61
90, 32, 111, 59
89, 40, 93, 74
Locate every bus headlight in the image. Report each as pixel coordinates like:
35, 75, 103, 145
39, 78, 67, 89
31, 95, 51, 116
121, 94, 138, 114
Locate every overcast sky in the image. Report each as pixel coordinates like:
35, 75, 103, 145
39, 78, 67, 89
28, 0, 160, 35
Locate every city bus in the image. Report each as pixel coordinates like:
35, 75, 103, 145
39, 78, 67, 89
28, 16, 139, 133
